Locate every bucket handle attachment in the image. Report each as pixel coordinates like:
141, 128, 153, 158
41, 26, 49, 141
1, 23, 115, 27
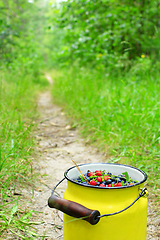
97, 187, 148, 219
48, 178, 100, 225
48, 178, 148, 225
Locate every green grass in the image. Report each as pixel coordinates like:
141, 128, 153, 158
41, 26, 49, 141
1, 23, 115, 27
0, 67, 48, 238
51, 60, 160, 195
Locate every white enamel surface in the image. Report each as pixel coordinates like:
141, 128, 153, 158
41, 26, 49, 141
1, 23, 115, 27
65, 163, 146, 183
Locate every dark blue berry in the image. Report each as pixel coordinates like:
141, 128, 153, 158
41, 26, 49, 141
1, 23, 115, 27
105, 179, 112, 184
96, 182, 101, 186
85, 177, 90, 181
116, 177, 121, 182
107, 172, 112, 176
82, 181, 88, 185
118, 174, 123, 177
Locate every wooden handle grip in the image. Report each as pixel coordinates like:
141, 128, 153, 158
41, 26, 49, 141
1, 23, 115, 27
48, 195, 100, 225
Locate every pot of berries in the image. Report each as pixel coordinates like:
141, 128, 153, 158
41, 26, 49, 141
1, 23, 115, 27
48, 163, 148, 240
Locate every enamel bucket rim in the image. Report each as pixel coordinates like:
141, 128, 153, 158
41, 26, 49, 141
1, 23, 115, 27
64, 162, 147, 189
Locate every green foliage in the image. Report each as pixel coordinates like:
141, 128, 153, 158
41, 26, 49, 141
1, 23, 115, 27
49, 0, 160, 68
0, 1, 49, 237
0, 202, 40, 239
0, 0, 47, 66
0, 66, 42, 238
51, 62, 160, 190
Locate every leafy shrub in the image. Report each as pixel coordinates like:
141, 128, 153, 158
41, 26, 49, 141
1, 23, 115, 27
50, 0, 160, 68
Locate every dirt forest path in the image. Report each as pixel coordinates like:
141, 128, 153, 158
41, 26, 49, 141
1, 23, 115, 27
29, 75, 159, 240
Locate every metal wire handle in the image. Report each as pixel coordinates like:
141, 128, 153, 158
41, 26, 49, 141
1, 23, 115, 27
52, 177, 65, 195
97, 187, 148, 219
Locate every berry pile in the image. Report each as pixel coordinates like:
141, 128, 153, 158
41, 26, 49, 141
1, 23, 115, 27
73, 169, 138, 187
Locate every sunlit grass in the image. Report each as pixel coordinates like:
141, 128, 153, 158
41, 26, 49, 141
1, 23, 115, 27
51, 63, 160, 193
0, 67, 47, 238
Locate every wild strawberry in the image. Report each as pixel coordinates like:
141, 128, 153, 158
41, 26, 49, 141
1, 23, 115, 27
96, 177, 102, 182
90, 180, 97, 186
114, 182, 121, 187
99, 184, 105, 187
107, 184, 112, 187
104, 176, 110, 181
117, 182, 121, 186
88, 172, 94, 177
95, 170, 102, 176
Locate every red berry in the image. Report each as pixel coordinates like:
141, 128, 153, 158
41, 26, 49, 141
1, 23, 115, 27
96, 177, 102, 182
95, 170, 102, 176
99, 184, 105, 187
104, 176, 110, 181
114, 182, 121, 187
90, 180, 97, 186
117, 182, 121, 186
108, 184, 112, 187
88, 172, 94, 177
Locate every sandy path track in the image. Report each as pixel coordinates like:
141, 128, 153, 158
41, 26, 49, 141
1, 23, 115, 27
31, 90, 107, 239
28, 83, 159, 240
